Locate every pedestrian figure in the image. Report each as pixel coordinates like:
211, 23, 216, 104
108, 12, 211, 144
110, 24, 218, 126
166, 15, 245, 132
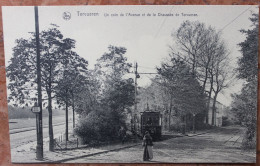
143, 131, 153, 161
119, 126, 126, 144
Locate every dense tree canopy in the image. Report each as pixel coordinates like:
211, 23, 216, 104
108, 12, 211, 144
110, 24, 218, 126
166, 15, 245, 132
7, 25, 88, 151
231, 13, 258, 149
172, 20, 231, 125
95, 45, 134, 112
237, 13, 258, 82
157, 57, 206, 132
75, 45, 135, 143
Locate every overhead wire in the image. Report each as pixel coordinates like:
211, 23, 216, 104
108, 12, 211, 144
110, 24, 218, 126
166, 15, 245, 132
154, 6, 174, 38
219, 6, 253, 32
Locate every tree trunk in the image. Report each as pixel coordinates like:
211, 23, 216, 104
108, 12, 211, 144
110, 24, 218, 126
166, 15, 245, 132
163, 105, 168, 131
211, 102, 215, 126
168, 108, 171, 131
192, 54, 196, 75
65, 93, 69, 141
192, 114, 195, 133
202, 68, 208, 92
72, 92, 75, 128
47, 90, 54, 151
182, 115, 186, 135
206, 72, 214, 124
206, 88, 212, 124
185, 114, 187, 134
168, 96, 173, 131
202, 58, 211, 92
212, 92, 218, 126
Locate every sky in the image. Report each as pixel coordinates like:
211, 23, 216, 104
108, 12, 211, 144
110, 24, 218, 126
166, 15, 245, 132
2, 5, 259, 106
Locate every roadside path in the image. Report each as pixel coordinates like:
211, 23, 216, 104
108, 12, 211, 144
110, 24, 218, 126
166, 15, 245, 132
10, 126, 255, 163
68, 126, 255, 163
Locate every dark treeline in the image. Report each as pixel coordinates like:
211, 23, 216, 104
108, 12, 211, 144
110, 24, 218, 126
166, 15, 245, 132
8, 105, 65, 119
230, 13, 259, 149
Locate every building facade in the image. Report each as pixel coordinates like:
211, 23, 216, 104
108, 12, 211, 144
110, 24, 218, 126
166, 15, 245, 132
207, 99, 226, 127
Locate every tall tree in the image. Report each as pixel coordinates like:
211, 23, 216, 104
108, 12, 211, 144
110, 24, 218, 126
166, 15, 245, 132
74, 45, 134, 143
95, 45, 135, 130
237, 13, 258, 82
7, 25, 86, 151
210, 53, 231, 126
56, 70, 86, 140
172, 20, 231, 125
173, 21, 209, 75
73, 70, 100, 117
231, 13, 258, 148
157, 58, 206, 133
56, 54, 88, 141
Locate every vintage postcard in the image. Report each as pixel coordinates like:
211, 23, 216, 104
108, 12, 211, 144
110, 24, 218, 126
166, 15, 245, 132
2, 5, 258, 163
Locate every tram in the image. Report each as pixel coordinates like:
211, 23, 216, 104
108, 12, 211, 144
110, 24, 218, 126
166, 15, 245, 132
140, 111, 162, 140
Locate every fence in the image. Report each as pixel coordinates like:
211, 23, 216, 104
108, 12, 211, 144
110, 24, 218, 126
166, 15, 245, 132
54, 133, 82, 150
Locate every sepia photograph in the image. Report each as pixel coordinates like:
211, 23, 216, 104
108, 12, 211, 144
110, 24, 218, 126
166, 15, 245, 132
2, 5, 259, 163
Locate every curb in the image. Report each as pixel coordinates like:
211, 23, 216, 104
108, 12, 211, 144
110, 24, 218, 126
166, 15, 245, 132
12, 143, 141, 164
53, 143, 141, 163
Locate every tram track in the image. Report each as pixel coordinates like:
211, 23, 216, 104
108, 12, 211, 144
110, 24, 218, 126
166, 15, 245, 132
224, 130, 242, 144
232, 135, 242, 146
223, 127, 244, 147
183, 126, 244, 148
9, 121, 72, 135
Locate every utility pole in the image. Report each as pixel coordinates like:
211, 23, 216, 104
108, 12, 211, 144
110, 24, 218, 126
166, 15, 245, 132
34, 6, 43, 160
132, 62, 157, 133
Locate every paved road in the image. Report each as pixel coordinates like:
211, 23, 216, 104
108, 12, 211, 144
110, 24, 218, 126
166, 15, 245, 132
9, 115, 71, 130
10, 116, 73, 149
68, 126, 255, 163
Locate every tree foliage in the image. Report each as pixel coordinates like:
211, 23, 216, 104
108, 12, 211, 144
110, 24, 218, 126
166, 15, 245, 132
237, 13, 258, 82
172, 20, 231, 125
231, 81, 257, 143
156, 57, 206, 132
231, 13, 258, 149
158, 58, 206, 114
7, 25, 88, 151
75, 45, 135, 143
95, 45, 134, 112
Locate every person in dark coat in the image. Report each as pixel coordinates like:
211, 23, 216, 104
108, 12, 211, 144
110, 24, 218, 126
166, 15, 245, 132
118, 126, 126, 144
143, 131, 153, 161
